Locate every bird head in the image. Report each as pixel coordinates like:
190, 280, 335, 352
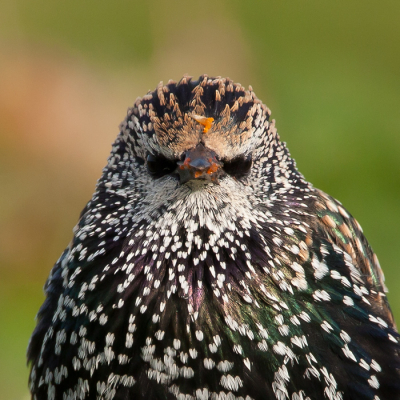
108, 74, 302, 211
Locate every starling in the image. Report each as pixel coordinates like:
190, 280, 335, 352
28, 75, 400, 400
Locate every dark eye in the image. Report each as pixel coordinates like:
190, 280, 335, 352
223, 155, 252, 179
147, 154, 177, 178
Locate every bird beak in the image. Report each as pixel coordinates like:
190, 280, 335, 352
177, 143, 222, 184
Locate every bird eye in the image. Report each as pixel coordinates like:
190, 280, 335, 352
147, 154, 177, 178
223, 155, 252, 179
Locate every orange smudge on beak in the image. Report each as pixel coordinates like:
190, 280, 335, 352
206, 160, 219, 174
179, 157, 191, 170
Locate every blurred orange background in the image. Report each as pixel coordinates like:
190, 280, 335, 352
1, 1, 399, 399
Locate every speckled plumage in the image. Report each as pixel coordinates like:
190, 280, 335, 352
28, 75, 400, 400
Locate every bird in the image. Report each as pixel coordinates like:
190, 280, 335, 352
28, 75, 400, 400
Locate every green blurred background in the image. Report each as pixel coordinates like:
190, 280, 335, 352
0, 1, 399, 398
